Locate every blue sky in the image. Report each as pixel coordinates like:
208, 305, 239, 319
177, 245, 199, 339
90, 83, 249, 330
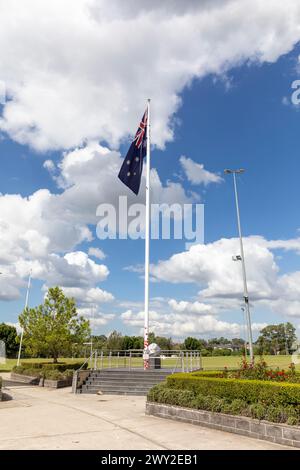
1, 1, 300, 340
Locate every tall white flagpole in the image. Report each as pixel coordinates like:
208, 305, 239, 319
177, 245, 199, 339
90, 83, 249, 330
143, 99, 151, 370
17, 270, 32, 366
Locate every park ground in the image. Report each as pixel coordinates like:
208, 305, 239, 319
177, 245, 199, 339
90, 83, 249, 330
0, 354, 299, 373
0, 375, 293, 450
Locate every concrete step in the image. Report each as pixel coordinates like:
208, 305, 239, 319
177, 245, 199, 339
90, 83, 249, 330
78, 368, 172, 395
80, 389, 147, 396
81, 382, 159, 389
89, 371, 171, 377
82, 387, 152, 394
86, 377, 167, 383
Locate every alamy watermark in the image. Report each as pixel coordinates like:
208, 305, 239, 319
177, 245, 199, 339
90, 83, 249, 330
96, 196, 204, 249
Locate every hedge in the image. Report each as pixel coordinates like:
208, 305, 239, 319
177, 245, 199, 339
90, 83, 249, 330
147, 383, 300, 426
12, 365, 76, 380
20, 362, 86, 372
166, 373, 300, 407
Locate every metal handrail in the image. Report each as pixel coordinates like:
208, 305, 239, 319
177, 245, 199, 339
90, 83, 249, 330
77, 350, 97, 372
83, 349, 202, 372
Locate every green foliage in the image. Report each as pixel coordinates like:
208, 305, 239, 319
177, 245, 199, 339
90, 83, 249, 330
200, 348, 210, 356
106, 331, 124, 350
227, 357, 300, 382
147, 383, 195, 407
122, 335, 143, 350
212, 348, 232, 356
12, 364, 75, 381
256, 322, 296, 355
20, 361, 85, 372
148, 383, 300, 425
166, 373, 300, 407
0, 323, 19, 357
19, 287, 90, 362
184, 337, 201, 350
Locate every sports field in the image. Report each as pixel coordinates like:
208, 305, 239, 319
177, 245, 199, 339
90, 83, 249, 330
0, 354, 299, 372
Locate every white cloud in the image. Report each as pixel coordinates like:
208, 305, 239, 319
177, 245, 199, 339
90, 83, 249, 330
152, 236, 278, 301
43, 159, 55, 173
180, 156, 223, 186
88, 247, 106, 260
266, 237, 300, 254
0, 141, 191, 305
0, 1, 300, 150
121, 308, 243, 338
168, 299, 214, 315
61, 287, 113, 305
151, 235, 300, 320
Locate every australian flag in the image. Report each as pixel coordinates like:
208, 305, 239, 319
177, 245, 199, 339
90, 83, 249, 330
118, 108, 148, 195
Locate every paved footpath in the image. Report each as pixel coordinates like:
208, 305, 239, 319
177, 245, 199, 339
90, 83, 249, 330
0, 376, 293, 450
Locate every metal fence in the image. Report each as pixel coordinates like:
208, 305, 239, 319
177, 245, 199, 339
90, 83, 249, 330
78, 349, 202, 374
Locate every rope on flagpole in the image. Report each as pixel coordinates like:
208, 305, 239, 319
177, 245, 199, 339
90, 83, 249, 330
143, 99, 151, 370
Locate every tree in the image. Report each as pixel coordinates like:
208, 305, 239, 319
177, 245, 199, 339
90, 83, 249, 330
122, 335, 143, 350
155, 336, 173, 350
184, 337, 200, 350
92, 335, 107, 351
19, 287, 90, 362
106, 330, 124, 350
256, 323, 296, 355
0, 323, 19, 358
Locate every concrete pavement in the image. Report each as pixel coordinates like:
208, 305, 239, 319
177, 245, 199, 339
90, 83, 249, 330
0, 378, 293, 450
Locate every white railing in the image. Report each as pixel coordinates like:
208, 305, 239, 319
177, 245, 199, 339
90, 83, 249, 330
80, 349, 202, 373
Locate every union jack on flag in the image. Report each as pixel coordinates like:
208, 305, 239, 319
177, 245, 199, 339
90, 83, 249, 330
118, 108, 148, 195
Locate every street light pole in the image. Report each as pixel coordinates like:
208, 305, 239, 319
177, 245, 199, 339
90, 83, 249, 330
224, 169, 254, 363
17, 270, 32, 366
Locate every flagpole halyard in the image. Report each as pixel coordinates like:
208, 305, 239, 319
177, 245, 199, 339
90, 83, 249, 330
144, 99, 151, 370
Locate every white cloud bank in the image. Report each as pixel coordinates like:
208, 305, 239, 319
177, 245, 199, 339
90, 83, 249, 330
0, 1, 300, 150
0, 141, 192, 325
150, 236, 300, 322
121, 306, 267, 339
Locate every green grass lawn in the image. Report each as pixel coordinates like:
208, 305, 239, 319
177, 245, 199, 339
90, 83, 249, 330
0, 354, 299, 373
201, 355, 300, 370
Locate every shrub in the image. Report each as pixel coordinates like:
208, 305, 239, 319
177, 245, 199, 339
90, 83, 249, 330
228, 399, 248, 415
166, 373, 300, 407
44, 370, 64, 380
148, 385, 195, 408
63, 369, 75, 379
230, 358, 300, 383
147, 383, 300, 425
12, 365, 25, 374
249, 403, 266, 420
20, 362, 86, 372
12, 364, 75, 381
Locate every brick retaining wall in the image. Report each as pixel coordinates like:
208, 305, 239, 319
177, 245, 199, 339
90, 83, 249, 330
146, 402, 300, 448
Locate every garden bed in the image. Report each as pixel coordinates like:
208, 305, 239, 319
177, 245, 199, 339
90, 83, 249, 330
11, 372, 73, 388
146, 361, 300, 448
43, 378, 72, 388
146, 402, 300, 448
9, 362, 84, 389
